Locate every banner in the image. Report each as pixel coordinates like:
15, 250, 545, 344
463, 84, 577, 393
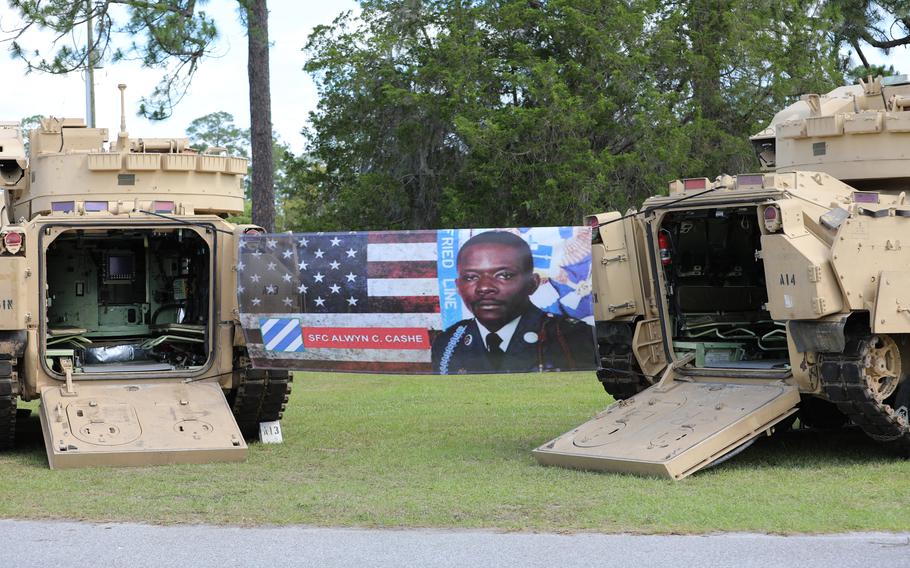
237, 228, 596, 374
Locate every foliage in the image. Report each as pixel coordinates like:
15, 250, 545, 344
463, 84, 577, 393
6, 0, 218, 120
648, 1, 846, 177
300, 0, 846, 231
6, 0, 278, 231
186, 111, 251, 157
274, 147, 322, 232
18, 114, 43, 154
847, 63, 899, 84
824, 1, 909, 73
225, 198, 252, 226
19, 114, 43, 131
184, 110, 306, 230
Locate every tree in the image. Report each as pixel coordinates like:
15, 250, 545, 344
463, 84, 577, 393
186, 111, 250, 157
5, 0, 278, 231
242, 0, 276, 231
186, 110, 252, 200
185, 110, 298, 228
648, 0, 845, 176
302, 0, 846, 230
275, 150, 322, 232
19, 114, 44, 154
825, 1, 909, 74
847, 63, 898, 84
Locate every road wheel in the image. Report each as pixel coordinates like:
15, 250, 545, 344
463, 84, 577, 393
819, 333, 910, 450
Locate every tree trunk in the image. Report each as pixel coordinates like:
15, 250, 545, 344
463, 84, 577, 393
246, 0, 276, 231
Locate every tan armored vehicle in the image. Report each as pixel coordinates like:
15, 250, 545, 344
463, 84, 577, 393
0, 87, 290, 468
536, 75, 910, 478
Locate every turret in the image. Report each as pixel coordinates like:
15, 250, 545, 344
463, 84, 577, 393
0, 122, 27, 225
751, 75, 910, 190
0, 122, 26, 186
0, 84, 244, 221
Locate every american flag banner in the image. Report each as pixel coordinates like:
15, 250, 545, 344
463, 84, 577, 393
237, 228, 596, 374
236, 233, 303, 314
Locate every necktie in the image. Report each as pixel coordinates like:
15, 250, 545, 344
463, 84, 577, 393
487, 332, 504, 369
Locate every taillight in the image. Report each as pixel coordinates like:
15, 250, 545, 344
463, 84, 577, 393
3, 231, 23, 254
763, 205, 782, 233
683, 178, 708, 191
736, 174, 764, 190
84, 201, 108, 212
658, 232, 672, 266
853, 192, 879, 204
152, 200, 175, 213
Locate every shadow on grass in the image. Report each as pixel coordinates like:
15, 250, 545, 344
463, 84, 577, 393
14, 410, 43, 443
711, 425, 900, 475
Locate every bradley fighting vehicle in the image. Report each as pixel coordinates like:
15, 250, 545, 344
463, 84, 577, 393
0, 86, 290, 468
535, 75, 910, 479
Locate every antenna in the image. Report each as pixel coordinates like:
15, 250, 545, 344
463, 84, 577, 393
85, 0, 96, 127
118, 84, 127, 134
117, 84, 129, 150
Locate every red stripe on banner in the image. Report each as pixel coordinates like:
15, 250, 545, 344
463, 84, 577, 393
368, 296, 441, 313
250, 358, 434, 374
367, 261, 437, 278
302, 327, 431, 350
368, 231, 437, 244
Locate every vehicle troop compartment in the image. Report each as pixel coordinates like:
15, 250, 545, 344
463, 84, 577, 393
658, 206, 789, 371
43, 227, 212, 375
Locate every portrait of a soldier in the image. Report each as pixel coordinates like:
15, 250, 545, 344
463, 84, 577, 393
431, 231, 596, 374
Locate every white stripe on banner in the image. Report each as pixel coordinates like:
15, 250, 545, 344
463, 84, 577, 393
367, 242, 437, 262
285, 334, 303, 352
260, 318, 281, 336
241, 312, 443, 330
367, 278, 438, 297
248, 344, 432, 363
265, 319, 299, 351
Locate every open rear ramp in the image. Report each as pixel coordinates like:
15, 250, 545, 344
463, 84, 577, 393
39, 382, 247, 469
533, 379, 798, 479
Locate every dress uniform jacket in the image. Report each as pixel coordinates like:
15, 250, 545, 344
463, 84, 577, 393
431, 306, 596, 374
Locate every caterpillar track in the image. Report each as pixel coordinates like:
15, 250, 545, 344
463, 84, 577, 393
0, 357, 16, 450
230, 367, 293, 438
818, 334, 910, 451
595, 323, 652, 400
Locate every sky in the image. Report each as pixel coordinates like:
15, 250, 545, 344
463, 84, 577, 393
0, 2, 905, 155
0, 1, 358, 154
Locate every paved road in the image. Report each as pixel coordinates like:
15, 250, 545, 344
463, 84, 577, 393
3, 520, 908, 567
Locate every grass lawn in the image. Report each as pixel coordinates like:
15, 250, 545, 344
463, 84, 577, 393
0, 371, 908, 533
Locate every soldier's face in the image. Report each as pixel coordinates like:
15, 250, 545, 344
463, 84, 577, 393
456, 243, 540, 331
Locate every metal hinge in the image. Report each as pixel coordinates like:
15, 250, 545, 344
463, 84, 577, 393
608, 300, 636, 313
812, 297, 827, 314
808, 265, 822, 283
601, 253, 628, 265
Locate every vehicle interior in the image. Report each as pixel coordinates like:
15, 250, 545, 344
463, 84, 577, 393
658, 206, 789, 371
44, 228, 211, 374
